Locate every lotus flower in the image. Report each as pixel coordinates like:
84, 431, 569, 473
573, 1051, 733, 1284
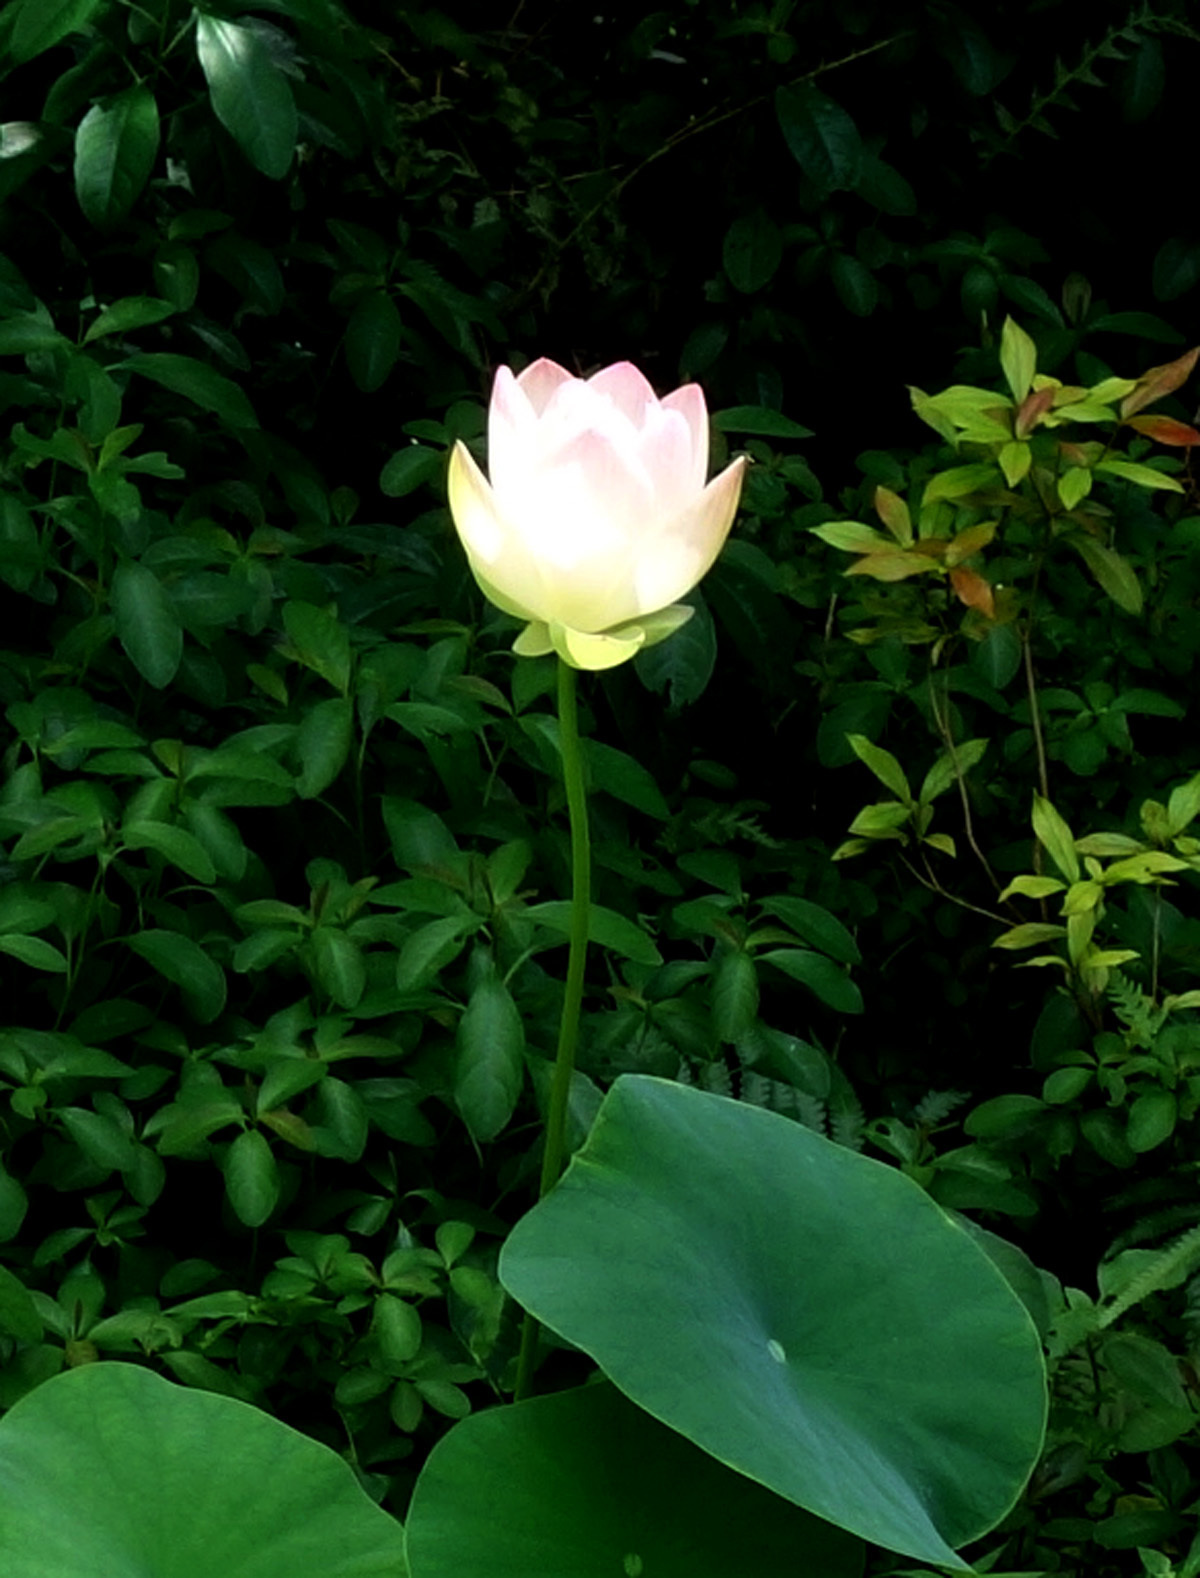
448, 358, 746, 670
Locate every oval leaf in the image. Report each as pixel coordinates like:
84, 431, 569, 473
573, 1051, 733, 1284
0, 1364, 406, 1576
406, 1380, 863, 1578
501, 1076, 1046, 1570
74, 85, 159, 229
195, 14, 298, 180
111, 560, 182, 690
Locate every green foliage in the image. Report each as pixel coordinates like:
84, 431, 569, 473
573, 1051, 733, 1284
1, 0, 1200, 1573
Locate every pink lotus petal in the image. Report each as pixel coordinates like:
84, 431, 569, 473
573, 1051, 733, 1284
587, 361, 659, 426
514, 358, 575, 416
661, 383, 708, 490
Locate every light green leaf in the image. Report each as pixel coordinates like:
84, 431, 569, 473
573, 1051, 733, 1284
1000, 317, 1036, 403
922, 464, 1003, 504
1094, 459, 1183, 493
1032, 794, 1080, 883
501, 1076, 1046, 1569
998, 875, 1067, 902
846, 733, 911, 801
919, 739, 988, 805
810, 521, 895, 554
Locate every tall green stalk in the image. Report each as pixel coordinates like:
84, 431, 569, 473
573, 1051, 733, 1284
513, 656, 591, 1402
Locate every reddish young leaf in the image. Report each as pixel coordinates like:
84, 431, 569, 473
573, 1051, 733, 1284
1119, 346, 1200, 419
950, 567, 995, 617
1126, 414, 1200, 447
1014, 386, 1056, 438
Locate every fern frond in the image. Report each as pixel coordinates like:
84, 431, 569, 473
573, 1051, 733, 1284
913, 1088, 970, 1127
1096, 1222, 1200, 1330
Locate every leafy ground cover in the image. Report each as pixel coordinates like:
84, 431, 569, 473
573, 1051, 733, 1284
2, 3, 1200, 1575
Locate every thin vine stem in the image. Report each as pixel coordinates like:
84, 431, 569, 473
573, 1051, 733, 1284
513, 655, 591, 1402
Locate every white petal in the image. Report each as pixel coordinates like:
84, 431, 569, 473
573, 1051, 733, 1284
514, 357, 576, 415
630, 455, 747, 616
661, 382, 708, 491
585, 362, 659, 427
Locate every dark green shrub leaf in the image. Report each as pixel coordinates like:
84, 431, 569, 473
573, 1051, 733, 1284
524, 902, 661, 967
373, 1294, 422, 1367
380, 444, 444, 497
110, 560, 182, 688
195, 14, 298, 180
121, 821, 217, 883
758, 896, 860, 966
128, 930, 227, 1023
455, 974, 524, 1142
711, 948, 758, 1041
310, 928, 366, 1010
120, 354, 257, 428
759, 949, 863, 1014
712, 407, 813, 439
0, 935, 67, 972
10, 0, 104, 63
74, 86, 159, 229
223, 1129, 279, 1227
830, 252, 879, 317
0, 1266, 41, 1344
58, 1106, 140, 1173
1152, 238, 1200, 303
83, 296, 176, 344
296, 696, 353, 799
406, 1381, 863, 1578
634, 590, 716, 709
502, 1076, 1046, 1569
722, 210, 783, 295
346, 290, 402, 392
775, 83, 863, 194
585, 741, 668, 819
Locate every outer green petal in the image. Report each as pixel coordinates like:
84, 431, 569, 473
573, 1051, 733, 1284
615, 603, 694, 651
552, 622, 645, 671
512, 621, 554, 657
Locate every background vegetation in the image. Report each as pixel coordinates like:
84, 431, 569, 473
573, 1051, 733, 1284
3, 0, 1200, 1572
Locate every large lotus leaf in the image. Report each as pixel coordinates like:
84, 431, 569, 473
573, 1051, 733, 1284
0, 1362, 408, 1578
405, 1378, 863, 1578
500, 1075, 1047, 1570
